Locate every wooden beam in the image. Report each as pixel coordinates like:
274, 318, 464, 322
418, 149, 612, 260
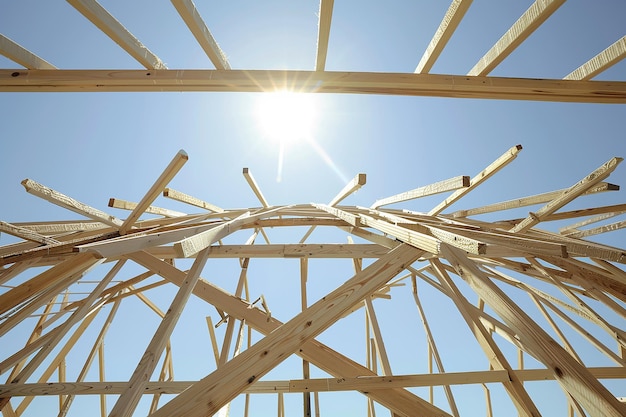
430, 259, 541, 417
564, 218, 626, 239
128, 251, 447, 417
329, 173, 366, 206
108, 198, 186, 218
77, 223, 218, 258
510, 157, 623, 233
108, 248, 210, 417
415, 0, 473, 73
371, 175, 469, 209
440, 244, 626, 417
450, 182, 619, 218
242, 168, 269, 208
0, 252, 100, 316
0, 34, 55, 69
173, 212, 254, 258
2, 70, 626, 103
468, 0, 566, 76
66, 0, 166, 69
163, 188, 224, 213
428, 144, 522, 215
0, 221, 59, 245
4, 261, 124, 390
149, 244, 433, 417
3, 367, 623, 396
565, 36, 626, 80
171, 0, 230, 69
301, 173, 365, 242
118, 150, 188, 234
22, 179, 123, 228
145, 243, 389, 259
315, 0, 334, 71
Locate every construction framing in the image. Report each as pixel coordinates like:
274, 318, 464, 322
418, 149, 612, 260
1, 145, 625, 416
1, 1, 626, 417
0, 0, 625, 101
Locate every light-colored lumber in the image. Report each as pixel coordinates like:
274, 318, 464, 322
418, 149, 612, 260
162, 188, 224, 213
315, 0, 334, 71
77, 222, 220, 258
21, 179, 124, 228
450, 182, 619, 218
468, 0, 566, 76
147, 243, 388, 259
173, 212, 257, 257
0, 307, 100, 411
11, 220, 106, 234
371, 175, 469, 209
118, 150, 188, 234
560, 210, 625, 235
510, 157, 623, 233
3, 70, 626, 103
108, 198, 185, 218
415, 0, 473, 73
58, 296, 122, 417
411, 278, 460, 417
149, 244, 436, 417
242, 167, 269, 208
0, 34, 55, 69
428, 144, 522, 215
66, 0, 166, 69
108, 248, 210, 417
171, 0, 230, 69
301, 173, 365, 242
5, 261, 123, 388
129, 251, 447, 417
565, 36, 626, 81
0, 252, 100, 316
563, 219, 626, 239
440, 244, 626, 417
1, 367, 624, 396
329, 173, 366, 206
0, 221, 59, 245
430, 259, 541, 417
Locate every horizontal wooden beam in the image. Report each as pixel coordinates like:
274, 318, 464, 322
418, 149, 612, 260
146, 243, 389, 259
1, 70, 625, 103
1, 367, 623, 396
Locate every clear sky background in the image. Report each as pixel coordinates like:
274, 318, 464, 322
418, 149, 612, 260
1, 1, 626, 416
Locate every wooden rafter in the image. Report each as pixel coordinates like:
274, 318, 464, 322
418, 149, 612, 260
467, 0, 566, 76
171, 0, 230, 70
0, 34, 55, 69
565, 36, 626, 81
66, 0, 166, 70
315, 0, 334, 71
415, 0, 473, 74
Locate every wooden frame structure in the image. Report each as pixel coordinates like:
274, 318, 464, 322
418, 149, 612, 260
1, 1, 626, 416
1, 145, 625, 416
0, 0, 625, 101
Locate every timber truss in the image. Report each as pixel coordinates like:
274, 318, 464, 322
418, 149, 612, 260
1, 145, 626, 416
0, 0, 625, 102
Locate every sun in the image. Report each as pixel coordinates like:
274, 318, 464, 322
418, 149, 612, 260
255, 90, 317, 144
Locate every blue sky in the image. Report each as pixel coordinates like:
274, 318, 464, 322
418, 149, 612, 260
1, 1, 626, 416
